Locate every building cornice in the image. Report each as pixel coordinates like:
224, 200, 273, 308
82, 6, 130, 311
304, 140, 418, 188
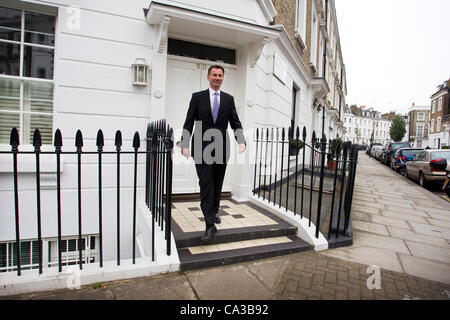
257, 0, 277, 23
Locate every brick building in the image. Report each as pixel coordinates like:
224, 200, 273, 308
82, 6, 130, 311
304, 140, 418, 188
407, 104, 430, 148
429, 78, 450, 148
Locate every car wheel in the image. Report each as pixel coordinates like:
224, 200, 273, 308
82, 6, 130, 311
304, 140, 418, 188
419, 172, 428, 188
400, 167, 406, 176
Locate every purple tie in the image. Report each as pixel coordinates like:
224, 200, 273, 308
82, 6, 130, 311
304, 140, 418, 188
212, 92, 220, 124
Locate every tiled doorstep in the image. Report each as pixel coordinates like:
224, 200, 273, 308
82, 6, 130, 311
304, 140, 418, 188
177, 235, 311, 272
188, 236, 293, 255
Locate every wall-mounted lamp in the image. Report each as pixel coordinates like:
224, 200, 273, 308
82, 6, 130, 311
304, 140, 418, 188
132, 58, 149, 86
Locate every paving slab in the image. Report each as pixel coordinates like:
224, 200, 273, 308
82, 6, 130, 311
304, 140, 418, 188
186, 264, 273, 300
370, 215, 411, 230
381, 211, 428, 224
387, 226, 449, 248
405, 241, 450, 264
398, 254, 450, 285
353, 231, 410, 255
409, 221, 450, 240
352, 220, 390, 236
321, 246, 404, 273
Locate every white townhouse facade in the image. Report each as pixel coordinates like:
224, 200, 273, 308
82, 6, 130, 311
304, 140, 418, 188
0, 0, 348, 289
343, 106, 392, 146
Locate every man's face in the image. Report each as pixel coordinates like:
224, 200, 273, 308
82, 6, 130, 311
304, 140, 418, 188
207, 68, 224, 90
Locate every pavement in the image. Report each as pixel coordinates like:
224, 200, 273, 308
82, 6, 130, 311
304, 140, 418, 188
2, 152, 450, 301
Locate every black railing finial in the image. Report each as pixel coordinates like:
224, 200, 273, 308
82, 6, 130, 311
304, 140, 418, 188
75, 130, 83, 151
54, 129, 63, 150
115, 130, 122, 150
96, 130, 104, 151
302, 126, 307, 140
33, 129, 42, 150
10, 127, 19, 150
133, 132, 140, 149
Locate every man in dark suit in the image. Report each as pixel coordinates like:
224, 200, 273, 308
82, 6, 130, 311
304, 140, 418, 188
181, 65, 246, 242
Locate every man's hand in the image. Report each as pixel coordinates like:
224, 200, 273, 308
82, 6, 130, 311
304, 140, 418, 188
238, 144, 246, 153
181, 148, 190, 159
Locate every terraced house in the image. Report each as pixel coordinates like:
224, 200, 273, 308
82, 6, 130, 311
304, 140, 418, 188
429, 78, 450, 148
0, 0, 348, 294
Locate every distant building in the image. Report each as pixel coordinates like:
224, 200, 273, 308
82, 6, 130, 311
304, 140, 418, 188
407, 104, 430, 148
429, 78, 450, 148
343, 105, 392, 146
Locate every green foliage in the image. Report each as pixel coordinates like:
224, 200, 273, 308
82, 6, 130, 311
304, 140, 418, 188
328, 137, 343, 161
389, 115, 407, 142
289, 139, 305, 150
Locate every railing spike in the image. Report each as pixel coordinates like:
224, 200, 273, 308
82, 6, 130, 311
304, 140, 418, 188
75, 130, 83, 149
10, 127, 19, 148
96, 130, 104, 149
33, 129, 42, 149
302, 126, 307, 140
133, 132, 140, 149
115, 130, 122, 148
54, 129, 63, 148
296, 126, 300, 139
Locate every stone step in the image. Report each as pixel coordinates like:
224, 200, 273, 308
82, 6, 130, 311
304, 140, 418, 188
177, 235, 312, 272
174, 223, 298, 248
171, 199, 313, 272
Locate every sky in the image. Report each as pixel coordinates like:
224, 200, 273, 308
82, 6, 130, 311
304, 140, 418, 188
334, 0, 450, 115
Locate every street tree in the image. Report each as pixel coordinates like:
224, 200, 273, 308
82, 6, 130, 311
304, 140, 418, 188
389, 115, 407, 142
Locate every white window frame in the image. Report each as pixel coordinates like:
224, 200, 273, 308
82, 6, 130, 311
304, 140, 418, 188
432, 100, 436, 114
294, 0, 307, 49
0, 6, 56, 145
1, 235, 99, 273
417, 112, 425, 121
431, 118, 434, 133
437, 117, 441, 132
438, 97, 442, 112
48, 235, 99, 267
417, 125, 424, 137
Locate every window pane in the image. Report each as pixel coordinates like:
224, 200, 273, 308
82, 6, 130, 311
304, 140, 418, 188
0, 6, 21, 42
0, 111, 20, 143
23, 45, 54, 79
168, 38, 236, 65
23, 113, 52, 144
0, 42, 20, 76
23, 80, 53, 113
24, 12, 55, 46
0, 77, 20, 111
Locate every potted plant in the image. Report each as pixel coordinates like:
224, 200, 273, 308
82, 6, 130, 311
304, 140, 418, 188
327, 137, 343, 169
289, 138, 304, 156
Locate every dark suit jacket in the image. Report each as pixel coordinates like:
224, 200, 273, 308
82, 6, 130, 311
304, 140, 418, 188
181, 89, 246, 164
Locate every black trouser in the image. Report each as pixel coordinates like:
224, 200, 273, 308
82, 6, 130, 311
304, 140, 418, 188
195, 163, 227, 227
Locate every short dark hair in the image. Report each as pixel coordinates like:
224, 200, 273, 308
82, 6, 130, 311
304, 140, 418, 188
208, 64, 225, 75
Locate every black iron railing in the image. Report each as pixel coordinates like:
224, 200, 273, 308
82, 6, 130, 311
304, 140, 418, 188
0, 119, 173, 276
253, 126, 359, 241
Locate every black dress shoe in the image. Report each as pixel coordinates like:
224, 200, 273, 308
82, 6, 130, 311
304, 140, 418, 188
214, 214, 221, 224
200, 225, 217, 242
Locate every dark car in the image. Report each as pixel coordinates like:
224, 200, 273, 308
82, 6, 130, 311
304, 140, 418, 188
384, 142, 411, 166
391, 148, 424, 174
367, 143, 382, 157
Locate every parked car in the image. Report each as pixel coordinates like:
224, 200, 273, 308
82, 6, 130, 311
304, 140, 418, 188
370, 145, 383, 159
384, 142, 412, 166
405, 149, 450, 187
367, 143, 382, 157
391, 148, 424, 174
